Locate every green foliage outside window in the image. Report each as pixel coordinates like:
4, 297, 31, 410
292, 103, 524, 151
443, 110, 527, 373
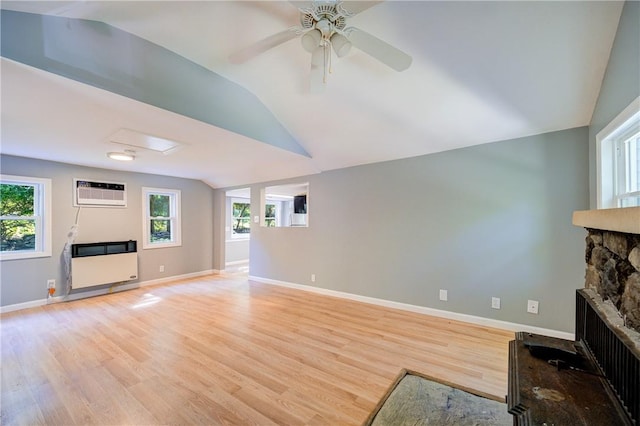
0, 184, 36, 252
265, 204, 276, 227
232, 202, 250, 234
149, 194, 171, 242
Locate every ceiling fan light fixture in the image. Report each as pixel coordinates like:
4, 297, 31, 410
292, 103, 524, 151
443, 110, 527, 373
301, 29, 322, 52
330, 33, 352, 57
107, 151, 135, 161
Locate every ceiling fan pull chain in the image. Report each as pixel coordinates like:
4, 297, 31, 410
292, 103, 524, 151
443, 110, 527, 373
323, 43, 329, 83
328, 39, 334, 75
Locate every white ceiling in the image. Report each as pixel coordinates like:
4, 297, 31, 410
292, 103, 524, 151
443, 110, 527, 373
0, 1, 624, 188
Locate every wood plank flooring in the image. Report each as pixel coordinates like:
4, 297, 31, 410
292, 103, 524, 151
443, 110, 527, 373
1, 274, 514, 425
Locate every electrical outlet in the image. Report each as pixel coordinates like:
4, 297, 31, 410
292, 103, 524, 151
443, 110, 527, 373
311, 274, 316, 282
527, 300, 539, 314
254, 216, 259, 223
159, 265, 165, 273
47, 279, 56, 289
491, 297, 501, 309
439, 289, 448, 301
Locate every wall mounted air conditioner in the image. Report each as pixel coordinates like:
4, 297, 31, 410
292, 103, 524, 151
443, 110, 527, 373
74, 178, 127, 207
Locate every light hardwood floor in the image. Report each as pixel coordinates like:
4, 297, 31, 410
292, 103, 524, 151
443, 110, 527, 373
1, 274, 514, 425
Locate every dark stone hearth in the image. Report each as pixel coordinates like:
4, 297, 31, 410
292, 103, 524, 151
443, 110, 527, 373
590, 245, 611, 269
602, 259, 621, 306
622, 273, 640, 331
630, 247, 640, 272
617, 257, 636, 285
585, 235, 595, 263
585, 265, 601, 290
584, 228, 640, 333
589, 232, 603, 246
604, 231, 629, 258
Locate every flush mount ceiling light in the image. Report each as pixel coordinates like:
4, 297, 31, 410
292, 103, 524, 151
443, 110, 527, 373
107, 150, 135, 161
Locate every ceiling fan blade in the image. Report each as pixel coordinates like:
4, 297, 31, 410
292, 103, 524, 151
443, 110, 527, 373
309, 46, 326, 93
229, 27, 301, 64
347, 27, 412, 72
288, 1, 313, 10
337, 1, 382, 17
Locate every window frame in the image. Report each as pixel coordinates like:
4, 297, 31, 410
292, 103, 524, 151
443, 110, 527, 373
230, 197, 251, 239
614, 126, 640, 207
142, 187, 182, 249
264, 202, 279, 227
0, 175, 52, 261
597, 96, 640, 209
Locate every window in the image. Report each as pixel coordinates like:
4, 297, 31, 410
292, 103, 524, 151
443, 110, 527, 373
616, 127, 640, 207
0, 175, 52, 260
597, 97, 640, 208
232, 200, 251, 236
142, 187, 181, 249
265, 203, 277, 227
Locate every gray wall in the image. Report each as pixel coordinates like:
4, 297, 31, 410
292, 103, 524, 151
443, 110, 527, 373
589, 0, 640, 208
245, 127, 590, 332
225, 239, 250, 264
212, 190, 226, 272
0, 155, 214, 307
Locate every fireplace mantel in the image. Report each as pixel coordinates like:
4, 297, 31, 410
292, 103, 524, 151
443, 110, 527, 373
572, 206, 640, 334
572, 206, 640, 234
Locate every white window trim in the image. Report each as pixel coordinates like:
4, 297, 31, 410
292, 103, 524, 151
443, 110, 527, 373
263, 200, 282, 227
0, 175, 52, 261
596, 96, 640, 209
615, 127, 640, 206
142, 187, 182, 249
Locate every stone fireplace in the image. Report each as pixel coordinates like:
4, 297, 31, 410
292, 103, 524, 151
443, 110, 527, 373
570, 207, 640, 423
506, 207, 639, 424
573, 206, 640, 334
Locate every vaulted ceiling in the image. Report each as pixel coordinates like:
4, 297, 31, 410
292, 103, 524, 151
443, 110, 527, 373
0, 1, 624, 188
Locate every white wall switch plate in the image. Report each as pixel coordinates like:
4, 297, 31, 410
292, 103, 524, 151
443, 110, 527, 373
439, 289, 448, 301
491, 297, 501, 309
527, 300, 539, 314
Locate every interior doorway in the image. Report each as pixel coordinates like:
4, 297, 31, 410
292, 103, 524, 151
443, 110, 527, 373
225, 188, 250, 274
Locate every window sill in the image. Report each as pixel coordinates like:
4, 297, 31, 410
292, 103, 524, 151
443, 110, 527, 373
142, 242, 182, 250
227, 236, 250, 242
1, 250, 52, 261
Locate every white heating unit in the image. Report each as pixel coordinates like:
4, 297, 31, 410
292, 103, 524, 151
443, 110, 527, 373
71, 241, 138, 289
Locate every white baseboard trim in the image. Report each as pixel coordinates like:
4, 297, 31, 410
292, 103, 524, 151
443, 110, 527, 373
225, 260, 249, 266
248, 275, 575, 341
137, 269, 218, 287
0, 299, 47, 314
0, 269, 219, 314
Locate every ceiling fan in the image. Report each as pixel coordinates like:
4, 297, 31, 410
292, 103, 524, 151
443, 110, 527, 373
229, 1, 412, 91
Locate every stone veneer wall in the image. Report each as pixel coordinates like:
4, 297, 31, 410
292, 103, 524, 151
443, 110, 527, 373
585, 229, 640, 333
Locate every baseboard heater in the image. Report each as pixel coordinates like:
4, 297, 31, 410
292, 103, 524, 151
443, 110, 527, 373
71, 240, 138, 289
